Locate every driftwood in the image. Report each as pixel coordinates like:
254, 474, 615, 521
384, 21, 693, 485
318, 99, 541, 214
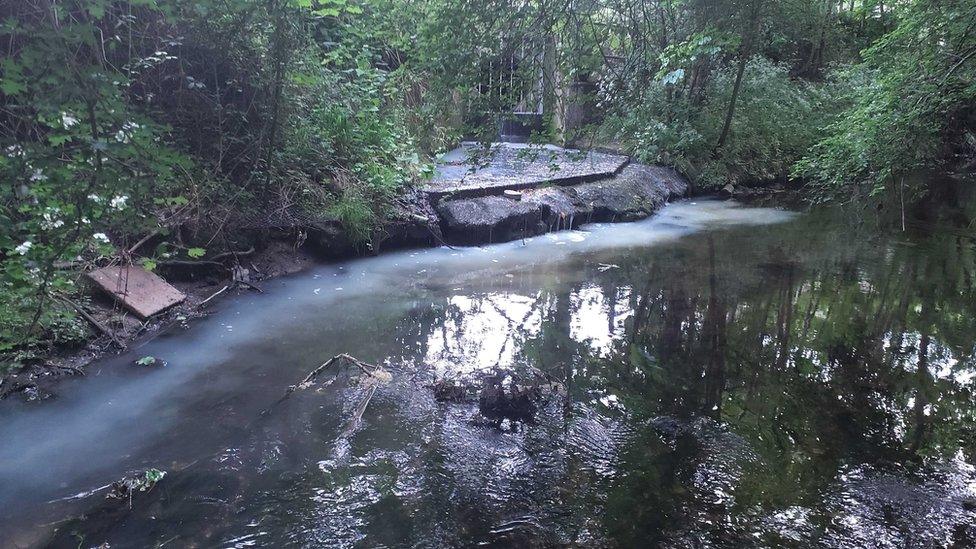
341, 384, 377, 438
156, 247, 256, 269
156, 258, 224, 268
238, 280, 264, 293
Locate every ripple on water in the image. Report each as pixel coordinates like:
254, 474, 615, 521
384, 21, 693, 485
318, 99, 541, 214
567, 405, 634, 480
818, 458, 976, 548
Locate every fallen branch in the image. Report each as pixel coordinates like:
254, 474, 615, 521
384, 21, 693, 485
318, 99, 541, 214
155, 247, 255, 270
211, 246, 255, 261
127, 203, 195, 255
262, 353, 386, 416
296, 353, 381, 387
341, 384, 377, 438
56, 295, 126, 349
156, 259, 225, 268
199, 285, 229, 306
238, 280, 264, 293
127, 230, 161, 256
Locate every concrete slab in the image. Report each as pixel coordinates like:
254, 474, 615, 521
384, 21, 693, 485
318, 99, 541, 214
87, 265, 186, 319
425, 142, 629, 199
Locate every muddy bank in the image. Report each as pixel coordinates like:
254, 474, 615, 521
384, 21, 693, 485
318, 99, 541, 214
0, 190, 443, 401
0, 239, 320, 402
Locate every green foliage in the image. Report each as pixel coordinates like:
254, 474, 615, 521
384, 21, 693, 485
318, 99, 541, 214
2, 0, 973, 368
1, 0, 191, 359
0, 0, 434, 360
608, 57, 834, 188
795, 0, 976, 199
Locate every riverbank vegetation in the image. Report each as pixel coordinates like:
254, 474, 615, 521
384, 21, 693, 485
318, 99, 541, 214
1, 0, 975, 368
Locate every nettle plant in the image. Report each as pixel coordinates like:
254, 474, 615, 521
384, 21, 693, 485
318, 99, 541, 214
0, 0, 189, 359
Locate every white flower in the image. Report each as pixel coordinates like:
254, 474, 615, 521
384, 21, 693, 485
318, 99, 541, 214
29, 168, 47, 182
5, 145, 23, 158
41, 210, 65, 230
115, 130, 128, 143
61, 112, 79, 129
92, 232, 110, 244
40, 207, 64, 230
14, 241, 32, 255
110, 195, 128, 209
88, 193, 102, 203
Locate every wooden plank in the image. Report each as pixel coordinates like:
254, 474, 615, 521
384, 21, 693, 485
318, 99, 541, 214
86, 265, 186, 320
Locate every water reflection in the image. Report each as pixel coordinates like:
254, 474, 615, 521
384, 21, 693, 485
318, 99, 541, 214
6, 198, 976, 547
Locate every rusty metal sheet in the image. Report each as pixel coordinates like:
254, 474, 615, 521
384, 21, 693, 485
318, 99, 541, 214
86, 265, 185, 319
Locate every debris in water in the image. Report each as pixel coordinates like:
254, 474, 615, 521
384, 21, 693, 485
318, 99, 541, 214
431, 378, 467, 402
106, 468, 166, 507
478, 373, 542, 423
263, 353, 391, 415
133, 355, 165, 367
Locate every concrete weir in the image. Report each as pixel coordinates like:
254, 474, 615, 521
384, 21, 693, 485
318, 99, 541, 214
424, 142, 689, 245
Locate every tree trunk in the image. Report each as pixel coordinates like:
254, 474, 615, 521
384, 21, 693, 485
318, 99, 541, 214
715, 54, 748, 151
715, 2, 763, 153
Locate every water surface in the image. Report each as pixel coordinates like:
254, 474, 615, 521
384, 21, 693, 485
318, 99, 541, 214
2, 198, 975, 548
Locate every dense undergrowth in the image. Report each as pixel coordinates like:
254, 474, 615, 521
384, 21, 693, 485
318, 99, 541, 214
0, 0, 447, 366
1, 0, 975, 370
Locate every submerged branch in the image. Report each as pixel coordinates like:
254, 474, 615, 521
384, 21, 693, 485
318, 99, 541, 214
261, 353, 387, 416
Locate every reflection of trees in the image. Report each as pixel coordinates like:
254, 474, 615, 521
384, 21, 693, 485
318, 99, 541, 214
596, 198, 976, 544
375, 191, 976, 544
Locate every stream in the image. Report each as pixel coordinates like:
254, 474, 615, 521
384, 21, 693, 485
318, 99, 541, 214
1, 198, 975, 548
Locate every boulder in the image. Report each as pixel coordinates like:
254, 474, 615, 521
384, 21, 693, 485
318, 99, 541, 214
436, 195, 546, 244
375, 188, 444, 251
434, 162, 689, 245
522, 186, 591, 230
575, 164, 688, 222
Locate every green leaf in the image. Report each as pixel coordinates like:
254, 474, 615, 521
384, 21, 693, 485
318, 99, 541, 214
187, 247, 206, 259
143, 468, 166, 485
87, 0, 106, 19
48, 134, 71, 146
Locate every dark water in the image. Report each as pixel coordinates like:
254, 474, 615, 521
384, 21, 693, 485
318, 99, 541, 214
2, 198, 976, 548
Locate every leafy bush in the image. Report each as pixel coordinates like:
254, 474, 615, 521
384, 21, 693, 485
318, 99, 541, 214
0, 0, 434, 361
794, 0, 976, 199
606, 57, 834, 189
0, 0, 193, 362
